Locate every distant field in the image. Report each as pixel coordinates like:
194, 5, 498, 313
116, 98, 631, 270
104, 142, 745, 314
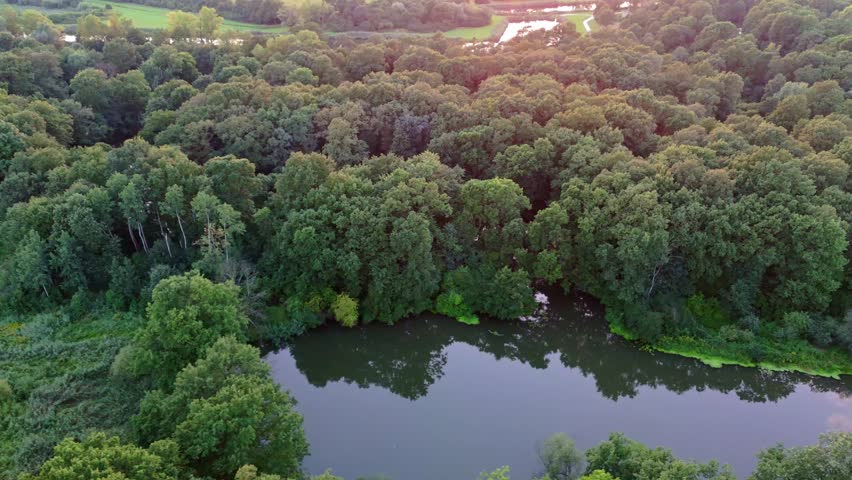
2, 1, 593, 38
444, 15, 508, 40
80, 0, 288, 32
564, 13, 595, 32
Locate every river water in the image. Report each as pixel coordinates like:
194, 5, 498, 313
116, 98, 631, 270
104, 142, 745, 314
265, 291, 851, 480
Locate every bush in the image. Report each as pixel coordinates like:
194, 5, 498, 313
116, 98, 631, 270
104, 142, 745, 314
782, 311, 812, 339
331, 294, 358, 328
633, 310, 664, 342
806, 315, 835, 348
719, 325, 755, 343
738, 314, 761, 333
747, 342, 767, 362
435, 291, 479, 325
686, 294, 729, 330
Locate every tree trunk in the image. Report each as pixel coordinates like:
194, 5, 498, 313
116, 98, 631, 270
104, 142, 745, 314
157, 210, 172, 258
137, 224, 149, 253
176, 214, 188, 249
127, 219, 140, 252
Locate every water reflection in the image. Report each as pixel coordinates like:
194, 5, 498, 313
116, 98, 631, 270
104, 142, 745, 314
282, 290, 851, 403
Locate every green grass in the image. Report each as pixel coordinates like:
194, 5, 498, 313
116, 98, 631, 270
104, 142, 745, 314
563, 13, 595, 33
81, 0, 288, 33
607, 316, 852, 379
653, 335, 852, 379
444, 15, 508, 40
0, 307, 145, 479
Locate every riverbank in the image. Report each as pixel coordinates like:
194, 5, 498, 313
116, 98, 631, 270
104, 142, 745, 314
608, 315, 852, 379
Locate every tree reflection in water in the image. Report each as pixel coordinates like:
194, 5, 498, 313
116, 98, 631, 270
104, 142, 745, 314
282, 289, 852, 403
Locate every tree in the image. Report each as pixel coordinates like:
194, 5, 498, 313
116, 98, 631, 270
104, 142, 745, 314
7, 229, 51, 300
585, 433, 735, 480
480, 466, 511, 480
332, 293, 358, 327
595, 5, 617, 26
198, 7, 224, 43
21, 433, 182, 480
166, 11, 199, 42
134, 336, 271, 444
796, 117, 848, 152
537, 433, 584, 480
768, 95, 810, 131
174, 376, 308, 478
131, 273, 249, 387
345, 44, 386, 81
580, 471, 616, 480
323, 118, 368, 166
750, 432, 852, 480
141, 46, 199, 88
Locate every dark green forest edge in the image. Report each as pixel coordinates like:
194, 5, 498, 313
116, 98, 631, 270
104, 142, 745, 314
0, 0, 851, 478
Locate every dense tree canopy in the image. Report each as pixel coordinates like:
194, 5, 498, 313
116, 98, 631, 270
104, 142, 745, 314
1, 0, 850, 478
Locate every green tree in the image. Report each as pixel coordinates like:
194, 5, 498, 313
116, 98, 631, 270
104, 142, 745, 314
134, 336, 271, 444
21, 433, 182, 480
174, 375, 308, 478
537, 433, 584, 480
750, 432, 852, 480
198, 7, 224, 43
132, 273, 249, 387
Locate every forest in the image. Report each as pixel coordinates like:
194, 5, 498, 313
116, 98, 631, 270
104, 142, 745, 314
0, 0, 850, 478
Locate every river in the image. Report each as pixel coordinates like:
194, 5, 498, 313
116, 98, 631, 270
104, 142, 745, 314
265, 290, 852, 480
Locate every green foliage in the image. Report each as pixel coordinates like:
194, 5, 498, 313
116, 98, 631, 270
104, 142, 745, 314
131, 273, 249, 387
439, 266, 536, 321
580, 471, 616, 480
18, 432, 182, 480
750, 432, 852, 480
174, 375, 307, 478
0, 308, 144, 477
479, 466, 511, 480
133, 336, 270, 444
686, 294, 730, 330
1, 2, 852, 477
332, 293, 359, 328
537, 433, 584, 480
0, 378, 11, 402
585, 432, 735, 480
435, 291, 479, 325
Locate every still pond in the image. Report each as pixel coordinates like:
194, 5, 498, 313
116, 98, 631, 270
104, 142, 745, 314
266, 291, 852, 480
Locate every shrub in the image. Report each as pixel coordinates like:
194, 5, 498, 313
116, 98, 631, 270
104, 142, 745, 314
435, 291, 479, 325
332, 294, 358, 328
719, 325, 755, 343
747, 342, 767, 362
633, 310, 664, 342
782, 311, 812, 339
738, 314, 761, 333
686, 294, 729, 330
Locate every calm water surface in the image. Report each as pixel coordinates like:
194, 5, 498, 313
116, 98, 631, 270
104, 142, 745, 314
265, 291, 852, 480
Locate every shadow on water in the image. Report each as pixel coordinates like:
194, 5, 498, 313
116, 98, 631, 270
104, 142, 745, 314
283, 289, 851, 403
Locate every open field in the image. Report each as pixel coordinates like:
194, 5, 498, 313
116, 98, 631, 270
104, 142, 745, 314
443, 15, 508, 40
81, 0, 288, 32
563, 13, 594, 32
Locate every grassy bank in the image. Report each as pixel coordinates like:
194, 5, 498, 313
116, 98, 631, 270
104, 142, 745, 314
608, 318, 852, 379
